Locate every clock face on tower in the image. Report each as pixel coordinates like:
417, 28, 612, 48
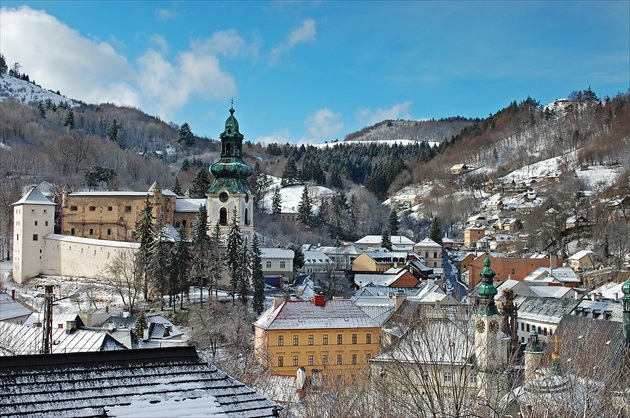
489, 320, 500, 333
476, 320, 486, 333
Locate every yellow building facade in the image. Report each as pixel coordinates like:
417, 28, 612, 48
253, 296, 380, 380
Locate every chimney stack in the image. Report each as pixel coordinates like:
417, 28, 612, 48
550, 254, 558, 270
313, 294, 326, 307
11, 289, 16, 300
273, 295, 284, 310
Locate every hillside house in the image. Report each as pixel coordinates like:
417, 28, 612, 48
413, 238, 443, 268
352, 251, 408, 273
567, 250, 595, 272
253, 296, 380, 380
450, 164, 469, 173
467, 254, 564, 289
464, 227, 486, 247
261, 248, 295, 281
523, 265, 581, 287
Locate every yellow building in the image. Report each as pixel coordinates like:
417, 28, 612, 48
253, 295, 380, 380
352, 251, 407, 272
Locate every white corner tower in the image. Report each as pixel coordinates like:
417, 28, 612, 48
12, 187, 55, 284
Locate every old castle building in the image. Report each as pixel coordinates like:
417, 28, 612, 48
13, 106, 254, 283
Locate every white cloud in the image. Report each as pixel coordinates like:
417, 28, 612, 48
0, 6, 241, 122
357, 101, 414, 125
155, 8, 174, 21
270, 19, 316, 63
0, 6, 136, 106
255, 129, 292, 145
306, 108, 343, 140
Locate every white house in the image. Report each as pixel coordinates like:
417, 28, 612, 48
413, 238, 443, 268
260, 248, 295, 281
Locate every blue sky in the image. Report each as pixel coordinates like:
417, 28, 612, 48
1, 1, 628, 144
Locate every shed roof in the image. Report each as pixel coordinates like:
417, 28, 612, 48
0, 293, 32, 321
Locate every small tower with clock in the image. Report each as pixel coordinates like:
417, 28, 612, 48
207, 104, 254, 244
473, 254, 507, 400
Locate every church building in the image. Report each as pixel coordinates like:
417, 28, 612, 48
12, 106, 254, 284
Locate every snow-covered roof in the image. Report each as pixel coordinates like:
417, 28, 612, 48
515, 296, 580, 325
0, 321, 124, 356
303, 250, 333, 265
0, 346, 280, 417
568, 250, 594, 261
524, 266, 581, 284
0, 293, 32, 321
414, 237, 441, 248
253, 299, 379, 331
13, 187, 55, 206
356, 235, 415, 245
45, 233, 139, 249
261, 248, 294, 259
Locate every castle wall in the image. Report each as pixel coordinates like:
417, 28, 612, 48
41, 234, 139, 279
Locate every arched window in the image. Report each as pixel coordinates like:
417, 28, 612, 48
219, 208, 228, 226
244, 208, 249, 225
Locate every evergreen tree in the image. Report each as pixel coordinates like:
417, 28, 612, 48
252, 163, 273, 210
297, 185, 314, 227
329, 190, 348, 240
251, 235, 265, 315
429, 216, 443, 245
148, 216, 170, 310
272, 188, 282, 214
178, 122, 195, 147
191, 206, 211, 307
316, 196, 330, 227
64, 110, 74, 129
134, 197, 154, 300
169, 228, 191, 312
238, 241, 251, 305
381, 226, 392, 250
190, 168, 211, 198
226, 209, 244, 304
172, 177, 182, 196
0, 53, 7, 74
349, 194, 359, 231
133, 312, 148, 338
107, 119, 123, 145
389, 208, 400, 236
289, 244, 305, 274
329, 169, 343, 189
37, 101, 46, 118
208, 222, 225, 299
281, 157, 300, 186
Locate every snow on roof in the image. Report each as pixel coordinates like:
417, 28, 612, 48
568, 250, 594, 261
13, 187, 55, 206
524, 266, 581, 284
261, 248, 294, 259
303, 250, 333, 264
175, 197, 206, 212
356, 235, 415, 245
45, 233, 140, 249
589, 281, 625, 301
515, 296, 580, 324
414, 237, 441, 248
0, 346, 279, 417
0, 293, 32, 321
0, 321, 122, 356
254, 299, 379, 331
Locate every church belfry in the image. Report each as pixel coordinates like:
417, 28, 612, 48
474, 254, 507, 400
207, 105, 254, 243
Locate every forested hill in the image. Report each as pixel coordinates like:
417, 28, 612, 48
344, 117, 475, 143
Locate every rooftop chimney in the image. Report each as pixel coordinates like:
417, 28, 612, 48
273, 295, 285, 310
313, 294, 326, 307
550, 254, 558, 270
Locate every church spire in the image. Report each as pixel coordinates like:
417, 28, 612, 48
477, 254, 499, 316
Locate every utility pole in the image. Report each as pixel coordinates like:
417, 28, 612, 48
42, 285, 54, 354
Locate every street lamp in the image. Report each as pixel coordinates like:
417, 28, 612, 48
40, 285, 79, 354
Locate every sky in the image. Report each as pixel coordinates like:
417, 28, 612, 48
1, 1, 629, 144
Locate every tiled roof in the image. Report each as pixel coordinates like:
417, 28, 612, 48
0, 346, 280, 417
515, 296, 580, 325
254, 300, 379, 330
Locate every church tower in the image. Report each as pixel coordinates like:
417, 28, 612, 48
12, 187, 55, 284
207, 105, 254, 244
623, 277, 630, 346
474, 254, 506, 399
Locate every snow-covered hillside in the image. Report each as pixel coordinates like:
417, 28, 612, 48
313, 139, 440, 148
260, 176, 334, 214
0, 73, 79, 108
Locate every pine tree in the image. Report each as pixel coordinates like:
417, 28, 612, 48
430, 216, 442, 245
297, 185, 313, 227
289, 244, 305, 274
281, 157, 300, 186
349, 194, 358, 231
191, 206, 211, 306
238, 241, 251, 305
226, 209, 243, 304
389, 208, 400, 236
172, 177, 182, 196
251, 235, 265, 315
208, 222, 224, 300
64, 110, 74, 129
381, 226, 392, 250
272, 188, 282, 214
169, 227, 192, 312
190, 168, 211, 198
148, 216, 170, 310
178, 122, 195, 147
329, 190, 348, 239
134, 197, 154, 300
